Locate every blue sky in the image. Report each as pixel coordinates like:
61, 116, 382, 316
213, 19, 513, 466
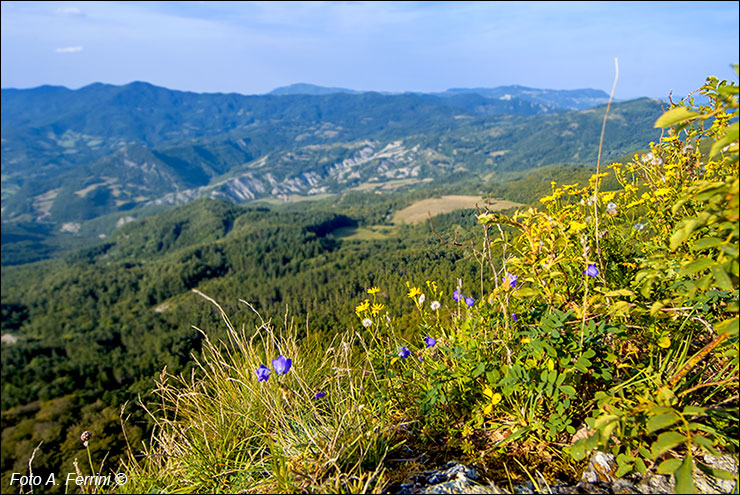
1, 1, 738, 99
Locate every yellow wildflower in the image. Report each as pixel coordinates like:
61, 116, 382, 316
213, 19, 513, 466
407, 286, 422, 299
371, 303, 385, 315
601, 191, 617, 203
521, 337, 531, 344
569, 220, 588, 232
483, 387, 502, 414
355, 299, 370, 315
367, 286, 380, 295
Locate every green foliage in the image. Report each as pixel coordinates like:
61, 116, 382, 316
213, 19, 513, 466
562, 72, 739, 491
2, 72, 737, 493
348, 70, 738, 490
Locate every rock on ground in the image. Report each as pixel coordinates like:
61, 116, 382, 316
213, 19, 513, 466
391, 452, 738, 494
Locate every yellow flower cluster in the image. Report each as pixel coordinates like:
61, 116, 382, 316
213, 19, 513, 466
356, 287, 385, 318
406, 281, 422, 299
355, 299, 370, 316
371, 303, 385, 315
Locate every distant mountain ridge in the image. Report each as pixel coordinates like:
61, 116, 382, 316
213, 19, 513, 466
268, 83, 363, 96
435, 85, 612, 111
268, 82, 611, 110
1, 81, 664, 245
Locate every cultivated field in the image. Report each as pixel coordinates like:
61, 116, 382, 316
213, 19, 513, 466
392, 195, 520, 224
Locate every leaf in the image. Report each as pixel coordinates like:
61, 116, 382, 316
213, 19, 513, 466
560, 385, 576, 397
718, 84, 740, 97
657, 458, 683, 474
674, 454, 696, 494
473, 362, 486, 378
715, 317, 739, 337
556, 373, 566, 387
634, 456, 647, 475
615, 461, 633, 478
696, 273, 713, 291
569, 439, 586, 461
650, 300, 666, 317
500, 426, 530, 445
670, 229, 691, 251
654, 107, 702, 128
610, 300, 631, 316
647, 412, 680, 433
601, 420, 619, 443
681, 257, 714, 275
695, 461, 736, 480
513, 287, 540, 297
709, 122, 739, 157
692, 434, 719, 455
604, 289, 636, 297
693, 237, 723, 250
638, 446, 652, 460
658, 336, 671, 348
682, 406, 706, 417
710, 265, 733, 291
721, 243, 739, 258
651, 431, 686, 457
585, 429, 600, 451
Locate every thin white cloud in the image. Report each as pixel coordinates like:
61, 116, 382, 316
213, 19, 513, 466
55, 7, 84, 17
55, 46, 83, 53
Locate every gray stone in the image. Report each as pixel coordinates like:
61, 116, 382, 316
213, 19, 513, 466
581, 452, 618, 483
421, 462, 484, 494
693, 454, 738, 494
393, 451, 739, 494
636, 472, 676, 494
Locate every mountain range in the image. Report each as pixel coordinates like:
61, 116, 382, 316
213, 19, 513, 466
1, 81, 665, 255
269, 82, 613, 111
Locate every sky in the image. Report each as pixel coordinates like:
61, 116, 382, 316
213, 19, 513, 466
1, 1, 738, 100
